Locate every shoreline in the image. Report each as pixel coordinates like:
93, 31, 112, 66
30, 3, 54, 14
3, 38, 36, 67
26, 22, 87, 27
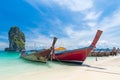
3, 55, 120, 80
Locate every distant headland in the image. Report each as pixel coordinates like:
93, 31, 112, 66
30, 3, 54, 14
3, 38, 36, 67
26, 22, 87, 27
5, 26, 25, 52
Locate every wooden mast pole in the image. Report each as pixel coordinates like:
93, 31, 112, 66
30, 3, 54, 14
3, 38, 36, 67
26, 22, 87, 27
50, 37, 57, 61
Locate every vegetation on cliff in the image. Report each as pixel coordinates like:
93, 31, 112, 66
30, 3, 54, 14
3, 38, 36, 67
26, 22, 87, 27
5, 26, 25, 52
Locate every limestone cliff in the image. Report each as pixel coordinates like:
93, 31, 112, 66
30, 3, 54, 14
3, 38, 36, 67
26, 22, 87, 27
5, 26, 25, 52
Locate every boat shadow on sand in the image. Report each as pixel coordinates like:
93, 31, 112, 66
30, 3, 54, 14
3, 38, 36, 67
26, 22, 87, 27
20, 59, 120, 75
59, 62, 120, 75
50, 61, 106, 70
82, 64, 106, 70
20, 58, 106, 70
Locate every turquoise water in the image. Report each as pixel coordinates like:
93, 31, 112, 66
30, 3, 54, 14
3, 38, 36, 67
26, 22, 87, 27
0, 51, 71, 79
0, 51, 98, 79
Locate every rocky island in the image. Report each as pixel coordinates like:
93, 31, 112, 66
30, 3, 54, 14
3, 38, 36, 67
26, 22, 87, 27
5, 26, 25, 52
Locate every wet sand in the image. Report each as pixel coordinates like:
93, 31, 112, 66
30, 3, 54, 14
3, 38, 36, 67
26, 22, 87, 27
4, 55, 120, 80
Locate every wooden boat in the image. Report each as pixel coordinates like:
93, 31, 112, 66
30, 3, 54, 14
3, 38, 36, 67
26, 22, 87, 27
20, 37, 57, 63
110, 47, 119, 56
90, 48, 110, 57
52, 30, 103, 64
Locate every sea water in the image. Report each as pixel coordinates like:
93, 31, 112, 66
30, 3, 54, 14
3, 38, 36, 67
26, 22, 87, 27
0, 51, 99, 79
0, 51, 68, 79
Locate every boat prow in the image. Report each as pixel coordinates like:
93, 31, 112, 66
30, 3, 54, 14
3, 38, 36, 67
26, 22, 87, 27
20, 49, 51, 62
20, 37, 57, 63
53, 30, 103, 64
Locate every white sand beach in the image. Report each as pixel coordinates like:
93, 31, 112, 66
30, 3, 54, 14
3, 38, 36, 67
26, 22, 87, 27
4, 55, 120, 80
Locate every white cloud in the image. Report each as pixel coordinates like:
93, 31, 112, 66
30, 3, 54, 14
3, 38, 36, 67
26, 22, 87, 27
65, 26, 91, 39
62, 7, 120, 48
87, 22, 97, 28
25, 0, 39, 10
25, 0, 93, 12
59, 25, 100, 49
84, 11, 102, 21
95, 8, 120, 48
98, 8, 120, 34
25, 27, 54, 50
25, 38, 52, 50
82, 10, 102, 30
25, 25, 98, 50
25, 0, 47, 15
52, 0, 93, 12
24, 0, 120, 49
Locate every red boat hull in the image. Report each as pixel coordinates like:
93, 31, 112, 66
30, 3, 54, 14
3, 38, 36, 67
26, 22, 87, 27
53, 47, 92, 64
53, 30, 103, 64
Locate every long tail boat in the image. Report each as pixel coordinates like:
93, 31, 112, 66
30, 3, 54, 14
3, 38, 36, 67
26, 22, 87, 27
20, 37, 57, 63
52, 30, 103, 64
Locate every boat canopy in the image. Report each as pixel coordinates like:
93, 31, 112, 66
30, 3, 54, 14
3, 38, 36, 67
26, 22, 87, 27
55, 47, 66, 51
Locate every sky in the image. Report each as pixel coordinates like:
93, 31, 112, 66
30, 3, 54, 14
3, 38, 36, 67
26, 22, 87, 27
0, 0, 120, 50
